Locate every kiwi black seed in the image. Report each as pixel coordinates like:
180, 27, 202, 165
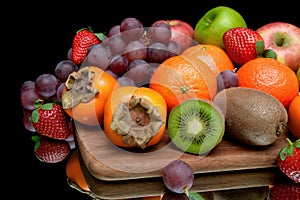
167, 98, 225, 155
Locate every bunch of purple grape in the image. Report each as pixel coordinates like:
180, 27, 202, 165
77, 17, 184, 87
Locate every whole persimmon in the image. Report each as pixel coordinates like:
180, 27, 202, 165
62, 66, 118, 126
104, 86, 167, 149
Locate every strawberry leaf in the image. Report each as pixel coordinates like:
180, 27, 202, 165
263, 49, 277, 59
29, 109, 40, 123
40, 102, 54, 110
255, 41, 265, 56
31, 135, 41, 152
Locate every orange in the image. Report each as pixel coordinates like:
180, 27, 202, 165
181, 44, 235, 75
149, 55, 217, 113
66, 150, 90, 192
288, 94, 300, 138
237, 58, 299, 108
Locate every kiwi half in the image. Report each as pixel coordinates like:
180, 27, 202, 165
167, 98, 225, 155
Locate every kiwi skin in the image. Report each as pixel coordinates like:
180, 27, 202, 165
213, 87, 288, 146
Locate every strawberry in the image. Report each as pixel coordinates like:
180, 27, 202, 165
269, 183, 300, 200
223, 27, 276, 66
30, 99, 70, 140
277, 138, 300, 183
71, 26, 104, 65
32, 135, 71, 163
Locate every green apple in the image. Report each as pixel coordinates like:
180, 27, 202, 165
194, 6, 247, 49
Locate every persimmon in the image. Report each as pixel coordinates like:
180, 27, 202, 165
104, 86, 167, 149
62, 66, 118, 126
66, 150, 90, 192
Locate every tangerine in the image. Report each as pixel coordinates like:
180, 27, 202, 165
181, 44, 235, 75
288, 94, 300, 138
237, 58, 299, 108
149, 55, 217, 113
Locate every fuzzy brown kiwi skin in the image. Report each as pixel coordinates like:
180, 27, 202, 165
212, 87, 288, 146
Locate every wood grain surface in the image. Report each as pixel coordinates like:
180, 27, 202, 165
75, 122, 290, 182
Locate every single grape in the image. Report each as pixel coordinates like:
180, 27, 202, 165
105, 69, 119, 79
20, 88, 41, 110
162, 189, 189, 200
147, 22, 172, 44
54, 60, 78, 82
125, 59, 156, 87
216, 69, 238, 92
124, 40, 148, 62
166, 40, 183, 58
67, 48, 72, 60
109, 54, 129, 76
56, 82, 65, 102
35, 73, 58, 98
108, 25, 121, 37
116, 76, 136, 86
162, 159, 194, 194
85, 43, 112, 70
21, 80, 35, 91
22, 109, 36, 132
147, 42, 169, 63
108, 34, 127, 56
120, 17, 144, 43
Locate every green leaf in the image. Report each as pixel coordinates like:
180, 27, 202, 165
279, 146, 288, 160
263, 49, 277, 59
255, 41, 265, 56
29, 109, 40, 123
31, 135, 41, 152
40, 103, 53, 110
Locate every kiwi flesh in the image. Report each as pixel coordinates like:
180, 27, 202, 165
167, 98, 225, 155
213, 87, 288, 146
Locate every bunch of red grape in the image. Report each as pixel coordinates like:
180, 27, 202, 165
76, 17, 185, 87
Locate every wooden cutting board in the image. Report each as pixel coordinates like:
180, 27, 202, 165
75, 122, 291, 182
79, 154, 281, 199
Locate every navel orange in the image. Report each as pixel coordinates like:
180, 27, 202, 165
237, 58, 299, 108
181, 44, 235, 75
149, 55, 217, 113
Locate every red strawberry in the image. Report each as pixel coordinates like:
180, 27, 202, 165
71, 26, 104, 65
223, 27, 276, 66
277, 138, 300, 183
30, 99, 70, 140
32, 135, 71, 163
269, 183, 300, 200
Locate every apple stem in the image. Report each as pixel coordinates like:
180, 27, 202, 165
277, 35, 285, 47
204, 17, 212, 24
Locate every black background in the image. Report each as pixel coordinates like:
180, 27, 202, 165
12, 1, 299, 199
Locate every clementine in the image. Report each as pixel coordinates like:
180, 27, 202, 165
237, 58, 299, 108
181, 44, 235, 75
149, 55, 217, 113
288, 94, 300, 138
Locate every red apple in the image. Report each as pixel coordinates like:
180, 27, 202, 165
256, 22, 300, 71
151, 19, 194, 50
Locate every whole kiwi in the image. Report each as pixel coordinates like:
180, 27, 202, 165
213, 87, 288, 146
